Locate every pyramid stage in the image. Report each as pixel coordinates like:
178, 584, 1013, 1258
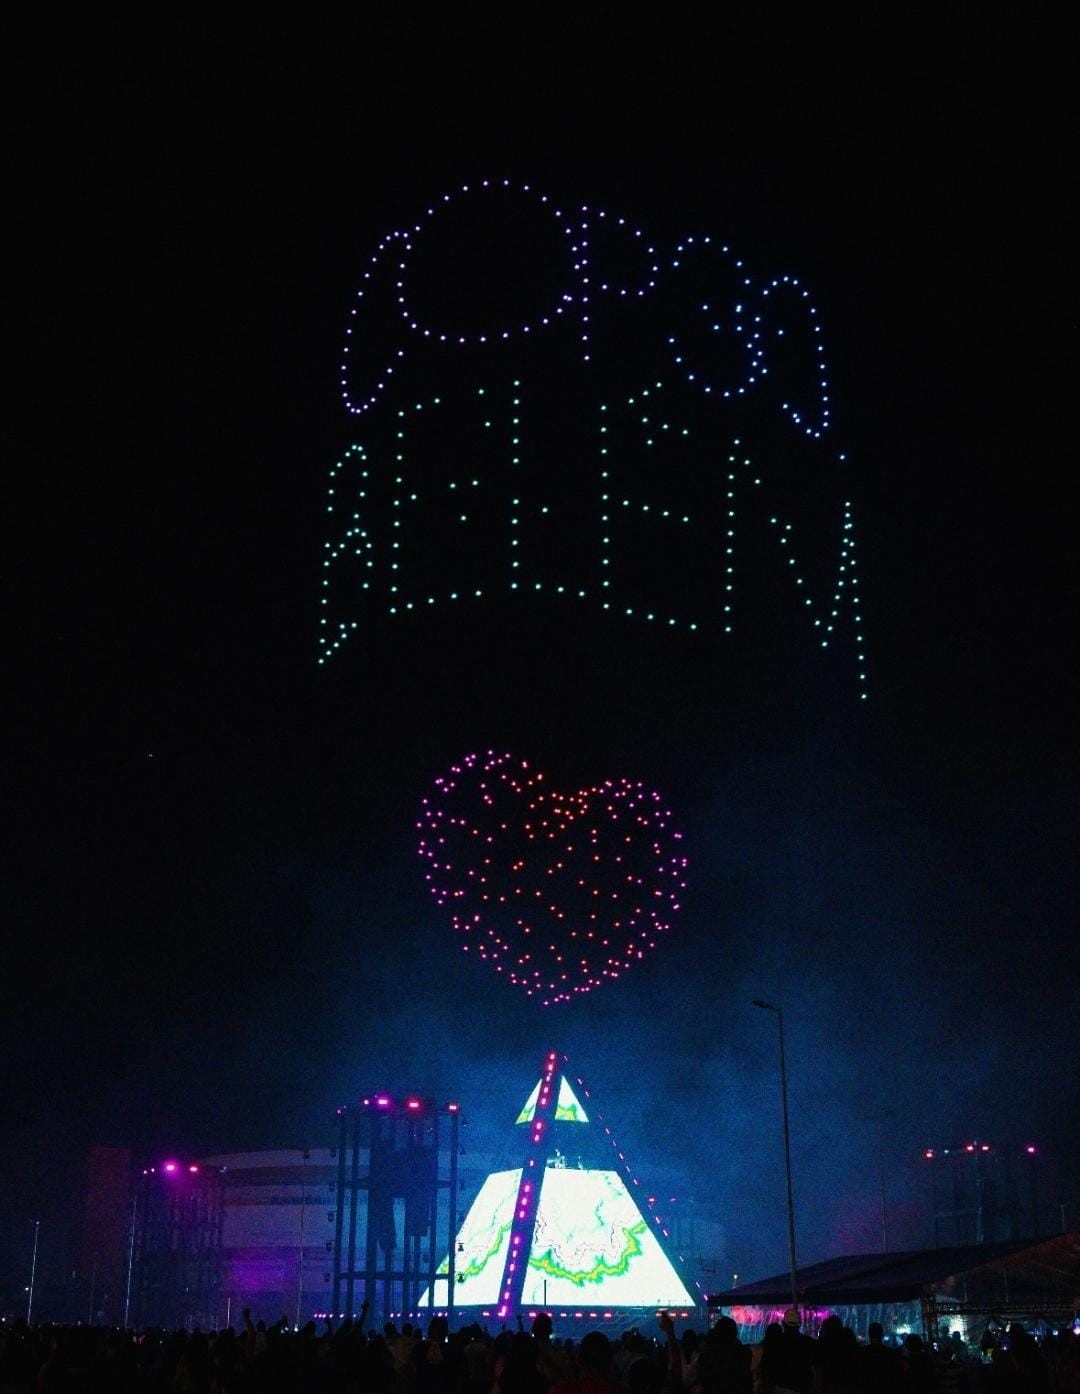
422, 1051, 698, 1326
331, 1052, 699, 1327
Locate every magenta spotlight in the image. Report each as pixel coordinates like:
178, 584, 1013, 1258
162, 1161, 179, 1174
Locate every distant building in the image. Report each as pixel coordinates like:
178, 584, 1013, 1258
200, 1150, 339, 1325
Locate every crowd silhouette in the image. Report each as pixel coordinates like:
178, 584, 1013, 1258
0, 1304, 1076, 1393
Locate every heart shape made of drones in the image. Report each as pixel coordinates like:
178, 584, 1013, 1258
417, 751, 687, 1005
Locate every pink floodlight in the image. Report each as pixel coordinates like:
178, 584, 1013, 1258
188, 1164, 200, 1173
1026, 1145, 1037, 1154
447, 1102, 459, 1111
406, 1099, 421, 1110
163, 1161, 179, 1174
375, 1095, 391, 1107
924, 1149, 934, 1159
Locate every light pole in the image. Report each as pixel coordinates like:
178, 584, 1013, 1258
873, 1111, 896, 1252
295, 1149, 309, 1329
753, 999, 799, 1310
27, 1220, 41, 1324
123, 1188, 138, 1328
88, 1251, 99, 1324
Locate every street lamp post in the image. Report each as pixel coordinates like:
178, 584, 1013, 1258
873, 1112, 896, 1252
295, 1149, 309, 1329
753, 1000, 799, 1310
27, 1220, 41, 1324
123, 1188, 138, 1329
88, 1250, 99, 1325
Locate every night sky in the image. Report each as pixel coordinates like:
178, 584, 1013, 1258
6, 37, 1076, 1313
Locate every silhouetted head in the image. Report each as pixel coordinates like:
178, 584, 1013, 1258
627, 1354, 663, 1394
713, 1315, 738, 1344
578, 1331, 612, 1373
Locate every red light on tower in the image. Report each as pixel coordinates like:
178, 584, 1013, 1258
924, 1149, 934, 1160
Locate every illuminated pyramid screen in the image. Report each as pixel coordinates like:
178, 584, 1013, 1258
421, 1054, 695, 1314
516, 1076, 589, 1125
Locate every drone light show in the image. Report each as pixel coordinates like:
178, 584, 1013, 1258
417, 751, 687, 1005
319, 178, 868, 698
